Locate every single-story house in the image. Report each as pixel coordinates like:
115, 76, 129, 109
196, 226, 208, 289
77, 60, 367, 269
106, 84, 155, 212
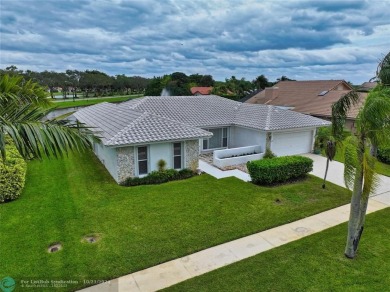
244, 80, 367, 131
73, 95, 330, 183
190, 87, 213, 95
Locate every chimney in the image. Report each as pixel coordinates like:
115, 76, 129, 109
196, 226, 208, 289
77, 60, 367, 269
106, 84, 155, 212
265, 87, 279, 100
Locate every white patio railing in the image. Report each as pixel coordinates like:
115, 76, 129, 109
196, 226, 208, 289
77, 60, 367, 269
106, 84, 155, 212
213, 145, 264, 168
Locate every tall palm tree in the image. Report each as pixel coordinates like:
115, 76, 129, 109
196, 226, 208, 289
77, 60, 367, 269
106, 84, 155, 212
332, 86, 390, 258
0, 74, 96, 160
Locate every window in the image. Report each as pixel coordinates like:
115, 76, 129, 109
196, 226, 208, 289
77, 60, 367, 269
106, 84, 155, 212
137, 146, 148, 175
173, 142, 182, 169
203, 128, 228, 150
203, 139, 208, 150
222, 128, 228, 147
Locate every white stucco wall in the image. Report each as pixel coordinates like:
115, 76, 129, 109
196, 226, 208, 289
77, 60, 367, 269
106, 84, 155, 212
93, 143, 118, 182
149, 143, 173, 172
229, 126, 266, 151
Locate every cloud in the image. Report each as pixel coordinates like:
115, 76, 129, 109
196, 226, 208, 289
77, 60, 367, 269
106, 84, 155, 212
0, 0, 389, 84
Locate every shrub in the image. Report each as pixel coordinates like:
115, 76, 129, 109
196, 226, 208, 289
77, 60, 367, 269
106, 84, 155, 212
0, 139, 27, 203
247, 156, 313, 185
157, 159, 167, 171
121, 168, 195, 186
378, 147, 390, 164
263, 147, 276, 159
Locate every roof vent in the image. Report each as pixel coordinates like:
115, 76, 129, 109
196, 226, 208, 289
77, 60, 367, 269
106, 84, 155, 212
318, 90, 328, 96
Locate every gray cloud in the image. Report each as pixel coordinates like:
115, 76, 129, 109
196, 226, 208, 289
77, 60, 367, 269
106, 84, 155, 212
0, 0, 389, 84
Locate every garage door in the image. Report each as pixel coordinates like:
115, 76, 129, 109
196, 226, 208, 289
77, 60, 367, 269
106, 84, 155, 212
271, 130, 313, 156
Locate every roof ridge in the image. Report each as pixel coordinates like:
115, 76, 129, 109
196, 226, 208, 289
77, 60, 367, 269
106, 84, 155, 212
106, 112, 148, 145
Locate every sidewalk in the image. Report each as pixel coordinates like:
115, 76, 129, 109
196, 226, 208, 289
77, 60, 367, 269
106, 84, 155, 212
79, 155, 390, 292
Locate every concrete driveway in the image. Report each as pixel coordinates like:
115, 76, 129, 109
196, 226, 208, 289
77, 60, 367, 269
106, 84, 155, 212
303, 154, 390, 204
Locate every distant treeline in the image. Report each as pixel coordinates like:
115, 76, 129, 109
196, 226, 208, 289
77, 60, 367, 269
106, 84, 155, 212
1, 66, 295, 99
0, 66, 150, 99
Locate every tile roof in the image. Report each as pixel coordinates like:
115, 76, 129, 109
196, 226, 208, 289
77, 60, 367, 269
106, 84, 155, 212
73, 95, 330, 147
190, 87, 213, 95
245, 80, 365, 119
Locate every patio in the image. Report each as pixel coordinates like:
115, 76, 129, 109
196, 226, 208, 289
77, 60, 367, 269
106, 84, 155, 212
199, 153, 249, 173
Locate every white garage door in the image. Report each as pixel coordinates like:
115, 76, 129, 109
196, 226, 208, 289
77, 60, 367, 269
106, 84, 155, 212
271, 130, 313, 156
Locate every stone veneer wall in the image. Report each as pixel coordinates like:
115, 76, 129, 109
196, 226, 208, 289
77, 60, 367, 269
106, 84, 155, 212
117, 146, 135, 183
185, 140, 200, 170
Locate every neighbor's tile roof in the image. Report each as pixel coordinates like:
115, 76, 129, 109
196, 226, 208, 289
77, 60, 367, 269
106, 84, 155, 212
73, 95, 330, 147
190, 86, 213, 95
245, 80, 365, 119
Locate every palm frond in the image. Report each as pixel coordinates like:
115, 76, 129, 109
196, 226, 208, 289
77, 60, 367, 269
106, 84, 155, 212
343, 136, 358, 190
377, 51, 390, 86
0, 100, 98, 160
362, 148, 379, 199
358, 86, 390, 147
331, 91, 360, 141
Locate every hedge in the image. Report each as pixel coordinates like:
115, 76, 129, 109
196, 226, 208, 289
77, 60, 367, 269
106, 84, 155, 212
378, 147, 390, 164
247, 156, 313, 185
121, 168, 195, 186
0, 139, 27, 203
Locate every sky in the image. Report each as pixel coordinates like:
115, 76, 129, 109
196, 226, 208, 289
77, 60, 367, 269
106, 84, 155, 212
0, 0, 389, 84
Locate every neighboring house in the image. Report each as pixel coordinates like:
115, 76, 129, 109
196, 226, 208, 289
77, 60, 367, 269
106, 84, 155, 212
73, 95, 330, 184
244, 80, 367, 131
190, 87, 213, 95
359, 81, 378, 91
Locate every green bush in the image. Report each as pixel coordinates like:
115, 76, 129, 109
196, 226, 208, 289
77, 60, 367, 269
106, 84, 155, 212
121, 168, 195, 186
0, 140, 27, 203
378, 147, 390, 164
247, 156, 313, 185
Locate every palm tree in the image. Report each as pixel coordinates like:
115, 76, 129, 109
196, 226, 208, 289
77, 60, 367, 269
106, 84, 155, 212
322, 139, 336, 189
331, 86, 390, 258
0, 74, 96, 160
377, 51, 390, 86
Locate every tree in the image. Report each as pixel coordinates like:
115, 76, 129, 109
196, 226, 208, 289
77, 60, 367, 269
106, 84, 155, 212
322, 139, 336, 189
331, 87, 390, 258
199, 75, 215, 87
377, 51, 390, 86
254, 74, 269, 89
0, 74, 96, 160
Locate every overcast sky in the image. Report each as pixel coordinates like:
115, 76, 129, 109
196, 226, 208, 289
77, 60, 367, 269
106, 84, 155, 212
1, 0, 389, 84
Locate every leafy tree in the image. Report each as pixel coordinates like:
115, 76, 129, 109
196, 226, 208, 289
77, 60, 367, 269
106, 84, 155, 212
145, 76, 164, 96
331, 87, 390, 258
253, 74, 269, 89
199, 75, 215, 87
0, 74, 96, 160
277, 76, 295, 82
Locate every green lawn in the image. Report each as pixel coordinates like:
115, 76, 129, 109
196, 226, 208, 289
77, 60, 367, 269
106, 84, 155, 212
167, 207, 390, 292
322, 146, 390, 177
0, 152, 352, 291
51, 95, 143, 109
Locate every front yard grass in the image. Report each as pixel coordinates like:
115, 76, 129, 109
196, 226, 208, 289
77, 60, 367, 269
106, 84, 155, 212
0, 151, 352, 291
51, 94, 143, 109
167, 207, 390, 292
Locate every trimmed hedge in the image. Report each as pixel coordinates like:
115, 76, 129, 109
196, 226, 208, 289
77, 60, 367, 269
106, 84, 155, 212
0, 139, 27, 203
378, 147, 390, 164
121, 168, 195, 186
247, 156, 313, 185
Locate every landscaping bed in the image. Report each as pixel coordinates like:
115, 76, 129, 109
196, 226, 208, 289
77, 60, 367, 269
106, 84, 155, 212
0, 151, 351, 291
